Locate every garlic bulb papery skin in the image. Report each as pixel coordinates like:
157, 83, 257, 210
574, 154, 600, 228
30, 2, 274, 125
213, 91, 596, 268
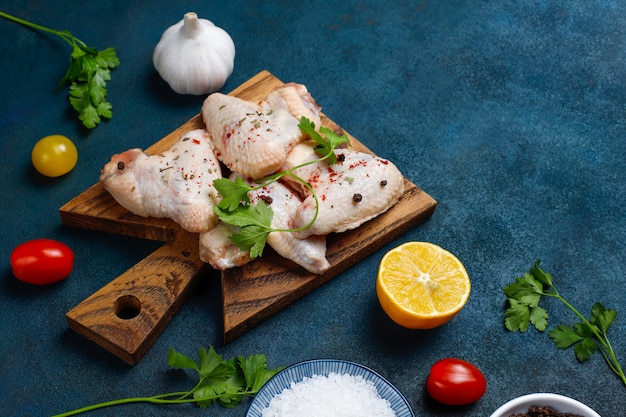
153, 12, 236, 95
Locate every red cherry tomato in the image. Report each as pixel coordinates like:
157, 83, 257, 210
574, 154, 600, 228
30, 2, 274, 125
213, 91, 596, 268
10, 239, 75, 285
426, 358, 487, 405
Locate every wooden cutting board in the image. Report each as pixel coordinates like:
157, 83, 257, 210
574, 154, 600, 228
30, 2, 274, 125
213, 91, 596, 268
60, 70, 437, 365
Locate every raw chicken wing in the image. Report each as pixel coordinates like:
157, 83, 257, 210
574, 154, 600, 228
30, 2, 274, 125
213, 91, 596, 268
100, 129, 222, 233
281, 143, 404, 239
201, 83, 321, 179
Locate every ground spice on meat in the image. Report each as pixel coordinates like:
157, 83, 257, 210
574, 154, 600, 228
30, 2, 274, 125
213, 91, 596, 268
508, 405, 585, 417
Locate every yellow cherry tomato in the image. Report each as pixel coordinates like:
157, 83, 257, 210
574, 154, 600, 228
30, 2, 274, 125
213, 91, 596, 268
32, 135, 78, 177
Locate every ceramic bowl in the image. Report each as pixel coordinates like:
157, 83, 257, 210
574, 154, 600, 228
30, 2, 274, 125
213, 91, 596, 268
489, 393, 601, 417
246, 359, 414, 417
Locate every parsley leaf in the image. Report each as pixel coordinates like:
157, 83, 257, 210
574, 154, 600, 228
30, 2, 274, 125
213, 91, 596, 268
504, 299, 531, 332
548, 324, 582, 349
0, 11, 119, 129
52, 345, 284, 416
214, 176, 253, 210
167, 346, 200, 371
590, 302, 617, 333
529, 303, 549, 332
504, 260, 626, 388
230, 225, 271, 259
214, 202, 273, 258
503, 274, 543, 308
240, 354, 278, 392
298, 117, 350, 164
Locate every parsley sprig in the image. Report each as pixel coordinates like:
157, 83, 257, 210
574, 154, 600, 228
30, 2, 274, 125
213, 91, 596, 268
52, 346, 284, 416
213, 117, 350, 258
0, 11, 119, 129
504, 260, 626, 387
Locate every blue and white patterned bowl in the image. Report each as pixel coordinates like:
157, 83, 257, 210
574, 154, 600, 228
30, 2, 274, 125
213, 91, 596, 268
246, 359, 415, 417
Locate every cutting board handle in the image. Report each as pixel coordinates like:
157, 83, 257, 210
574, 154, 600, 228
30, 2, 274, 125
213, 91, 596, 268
65, 231, 205, 365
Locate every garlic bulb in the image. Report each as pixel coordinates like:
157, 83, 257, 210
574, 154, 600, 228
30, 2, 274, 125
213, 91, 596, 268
153, 12, 235, 95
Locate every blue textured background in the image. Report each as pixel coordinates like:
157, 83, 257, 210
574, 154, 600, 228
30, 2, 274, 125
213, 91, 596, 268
1, 1, 624, 416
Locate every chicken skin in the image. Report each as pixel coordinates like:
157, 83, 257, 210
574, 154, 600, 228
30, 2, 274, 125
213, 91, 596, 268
199, 221, 252, 270
201, 83, 321, 179
100, 129, 222, 233
281, 143, 404, 239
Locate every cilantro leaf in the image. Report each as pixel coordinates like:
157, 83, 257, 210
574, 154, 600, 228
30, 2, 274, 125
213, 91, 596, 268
503, 270, 549, 333
217, 359, 247, 408
96, 100, 113, 120
77, 105, 101, 129
504, 294, 548, 333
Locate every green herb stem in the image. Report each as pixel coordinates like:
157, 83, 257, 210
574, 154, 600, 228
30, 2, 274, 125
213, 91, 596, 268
555, 293, 626, 384
0, 11, 85, 49
0, 10, 118, 128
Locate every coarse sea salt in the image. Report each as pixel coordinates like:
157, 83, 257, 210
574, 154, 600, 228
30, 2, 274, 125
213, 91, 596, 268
260, 372, 397, 417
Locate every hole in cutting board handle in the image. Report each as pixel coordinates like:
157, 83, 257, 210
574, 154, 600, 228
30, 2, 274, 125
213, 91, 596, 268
115, 295, 142, 319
